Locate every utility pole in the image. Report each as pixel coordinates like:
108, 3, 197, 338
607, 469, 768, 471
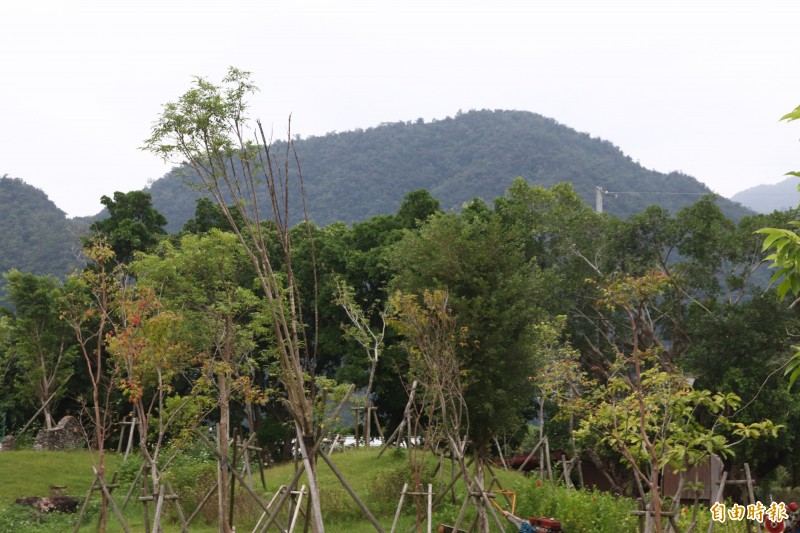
595, 186, 605, 214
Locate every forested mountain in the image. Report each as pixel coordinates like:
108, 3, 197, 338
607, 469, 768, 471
0, 177, 83, 302
1, 109, 755, 283
732, 176, 800, 213
145, 109, 752, 232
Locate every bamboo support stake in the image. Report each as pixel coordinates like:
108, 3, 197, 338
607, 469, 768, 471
259, 468, 305, 533
124, 417, 137, 461
289, 485, 306, 533
122, 463, 146, 509
185, 480, 217, 529
390, 483, 408, 533
319, 449, 385, 532
92, 467, 131, 533
494, 437, 508, 471
706, 471, 727, 533
451, 485, 473, 532
152, 485, 165, 533
371, 406, 385, 440
194, 428, 286, 532
431, 457, 475, 508
252, 486, 287, 533
427, 484, 433, 533
229, 432, 239, 527
544, 436, 553, 482
744, 464, 763, 533
515, 436, 545, 473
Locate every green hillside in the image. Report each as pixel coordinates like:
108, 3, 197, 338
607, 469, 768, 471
0, 110, 755, 280
0, 177, 82, 301
146, 109, 752, 232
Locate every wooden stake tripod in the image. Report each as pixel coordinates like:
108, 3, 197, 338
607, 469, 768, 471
73, 469, 128, 533
251, 484, 307, 533
390, 483, 433, 533
116, 416, 137, 461
429, 458, 509, 533
706, 463, 762, 533
392, 453, 511, 533
351, 405, 386, 449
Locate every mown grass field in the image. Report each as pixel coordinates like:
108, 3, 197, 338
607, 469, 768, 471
0, 447, 754, 532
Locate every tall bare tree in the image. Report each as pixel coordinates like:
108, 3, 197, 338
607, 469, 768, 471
60, 240, 121, 532
144, 68, 325, 531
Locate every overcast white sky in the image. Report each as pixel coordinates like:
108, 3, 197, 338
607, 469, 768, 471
1, 0, 799, 218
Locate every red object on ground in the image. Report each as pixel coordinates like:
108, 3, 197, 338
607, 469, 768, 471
529, 517, 562, 532
764, 518, 786, 533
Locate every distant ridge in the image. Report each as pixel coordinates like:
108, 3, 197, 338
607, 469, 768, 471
144, 109, 753, 232
731, 176, 800, 213
1, 110, 757, 293
0, 177, 82, 302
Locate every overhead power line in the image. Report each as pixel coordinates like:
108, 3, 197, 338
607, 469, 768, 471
594, 186, 716, 213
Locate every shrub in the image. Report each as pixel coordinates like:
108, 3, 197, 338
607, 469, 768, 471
368, 459, 437, 514
513, 476, 638, 533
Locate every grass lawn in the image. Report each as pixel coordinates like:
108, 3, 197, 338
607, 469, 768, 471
0, 446, 749, 532
0, 447, 529, 532
0, 449, 120, 507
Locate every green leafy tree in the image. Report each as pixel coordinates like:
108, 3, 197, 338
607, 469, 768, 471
389, 203, 548, 453
333, 277, 386, 445
143, 68, 334, 531
89, 191, 167, 263
388, 289, 482, 528
132, 230, 264, 532
395, 188, 441, 229
679, 294, 800, 478
575, 272, 780, 533
105, 285, 191, 503
757, 102, 800, 388
181, 197, 240, 235
0, 314, 14, 436
3, 270, 76, 429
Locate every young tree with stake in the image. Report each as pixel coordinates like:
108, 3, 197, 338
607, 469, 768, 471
144, 68, 326, 531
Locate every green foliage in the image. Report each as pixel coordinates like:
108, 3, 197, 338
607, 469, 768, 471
389, 207, 547, 449
0, 500, 99, 533
368, 461, 435, 509
139, 110, 752, 232
757, 102, 800, 391
0, 177, 80, 307
2, 270, 76, 426
88, 191, 167, 263
516, 477, 638, 533
131, 230, 263, 372
781, 104, 800, 123
578, 365, 779, 471
679, 294, 800, 474
162, 459, 219, 524
395, 189, 441, 229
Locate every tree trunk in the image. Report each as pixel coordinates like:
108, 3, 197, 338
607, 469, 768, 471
39, 358, 55, 429
43, 403, 54, 430
364, 360, 378, 446
474, 453, 489, 533
297, 427, 324, 532
94, 373, 107, 532
217, 370, 232, 533
648, 474, 664, 533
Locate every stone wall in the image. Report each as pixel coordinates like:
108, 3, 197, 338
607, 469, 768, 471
33, 416, 84, 451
